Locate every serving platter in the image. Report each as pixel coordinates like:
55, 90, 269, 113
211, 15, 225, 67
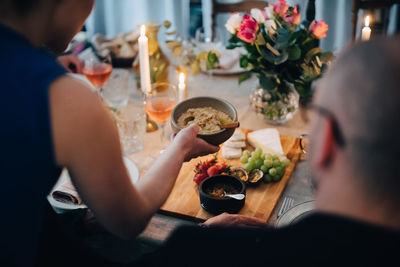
160, 128, 302, 222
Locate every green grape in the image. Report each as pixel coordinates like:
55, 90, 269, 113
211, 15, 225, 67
255, 158, 264, 169
272, 155, 279, 161
243, 150, 251, 157
269, 167, 277, 176
260, 165, 268, 173
265, 154, 273, 161
276, 166, 284, 176
273, 159, 281, 167
248, 157, 256, 165
272, 174, 281, 182
243, 163, 252, 173
260, 154, 266, 161
247, 161, 255, 170
251, 151, 256, 157
264, 160, 273, 168
240, 155, 249, 163
263, 174, 272, 183
254, 147, 263, 157
282, 158, 291, 167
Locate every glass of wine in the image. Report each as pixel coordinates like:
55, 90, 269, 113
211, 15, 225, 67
144, 83, 178, 151
82, 53, 113, 95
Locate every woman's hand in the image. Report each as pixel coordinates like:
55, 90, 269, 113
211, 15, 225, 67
57, 54, 83, 74
202, 213, 267, 228
172, 124, 220, 162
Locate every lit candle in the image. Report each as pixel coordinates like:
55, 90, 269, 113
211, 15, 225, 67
138, 25, 152, 93
178, 72, 186, 102
361, 15, 372, 41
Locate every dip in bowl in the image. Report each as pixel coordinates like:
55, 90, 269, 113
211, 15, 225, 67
170, 96, 238, 146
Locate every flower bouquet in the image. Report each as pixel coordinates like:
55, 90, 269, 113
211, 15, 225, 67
225, 0, 333, 123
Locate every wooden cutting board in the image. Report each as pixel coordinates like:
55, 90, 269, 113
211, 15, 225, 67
160, 129, 302, 222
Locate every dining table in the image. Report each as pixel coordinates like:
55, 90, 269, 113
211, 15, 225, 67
58, 66, 316, 264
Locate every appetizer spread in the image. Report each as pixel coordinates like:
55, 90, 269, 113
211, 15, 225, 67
193, 128, 291, 186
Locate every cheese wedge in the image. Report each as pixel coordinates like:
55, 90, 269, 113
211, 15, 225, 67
224, 140, 246, 148
221, 146, 242, 159
228, 129, 246, 141
247, 128, 284, 155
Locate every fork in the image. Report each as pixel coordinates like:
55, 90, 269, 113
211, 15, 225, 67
277, 196, 294, 217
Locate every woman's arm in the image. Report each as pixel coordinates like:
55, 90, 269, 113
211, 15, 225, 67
49, 76, 218, 238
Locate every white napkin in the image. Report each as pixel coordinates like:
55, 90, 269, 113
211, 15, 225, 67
51, 169, 82, 205
218, 48, 242, 70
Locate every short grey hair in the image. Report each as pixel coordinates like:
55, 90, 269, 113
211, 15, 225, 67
316, 37, 400, 206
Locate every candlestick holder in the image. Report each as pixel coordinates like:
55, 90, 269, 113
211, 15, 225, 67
146, 114, 158, 132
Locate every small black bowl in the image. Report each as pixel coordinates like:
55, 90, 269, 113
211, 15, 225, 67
199, 175, 246, 215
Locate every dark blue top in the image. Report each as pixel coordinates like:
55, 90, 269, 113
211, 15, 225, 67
0, 23, 66, 266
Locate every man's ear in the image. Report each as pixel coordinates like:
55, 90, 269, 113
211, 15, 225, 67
314, 117, 336, 168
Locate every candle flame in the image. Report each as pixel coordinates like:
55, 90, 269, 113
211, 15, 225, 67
179, 72, 185, 85
364, 15, 370, 27
140, 25, 146, 36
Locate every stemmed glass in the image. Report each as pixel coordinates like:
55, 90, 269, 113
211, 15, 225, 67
144, 83, 178, 152
82, 53, 113, 95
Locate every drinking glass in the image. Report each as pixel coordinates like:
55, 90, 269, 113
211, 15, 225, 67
194, 26, 222, 51
115, 99, 146, 155
102, 69, 130, 108
82, 53, 113, 95
144, 83, 178, 150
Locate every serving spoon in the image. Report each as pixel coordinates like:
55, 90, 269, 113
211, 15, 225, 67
223, 192, 245, 200
220, 121, 240, 129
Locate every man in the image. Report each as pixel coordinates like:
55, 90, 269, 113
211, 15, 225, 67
137, 37, 400, 266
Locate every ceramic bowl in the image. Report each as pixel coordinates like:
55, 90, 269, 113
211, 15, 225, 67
170, 96, 238, 146
199, 175, 246, 215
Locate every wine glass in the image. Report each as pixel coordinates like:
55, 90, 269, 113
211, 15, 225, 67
82, 53, 113, 95
194, 26, 223, 51
144, 83, 178, 152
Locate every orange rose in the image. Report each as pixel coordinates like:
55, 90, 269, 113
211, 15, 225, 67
283, 6, 301, 25
309, 20, 328, 39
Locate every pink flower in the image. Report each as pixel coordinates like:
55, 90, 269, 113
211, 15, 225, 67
237, 14, 259, 43
283, 6, 301, 25
273, 0, 289, 16
309, 20, 328, 39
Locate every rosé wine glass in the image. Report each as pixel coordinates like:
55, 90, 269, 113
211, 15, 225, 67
144, 83, 178, 151
83, 53, 112, 95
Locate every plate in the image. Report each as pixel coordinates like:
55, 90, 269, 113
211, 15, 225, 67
47, 156, 140, 212
206, 61, 249, 75
275, 200, 315, 227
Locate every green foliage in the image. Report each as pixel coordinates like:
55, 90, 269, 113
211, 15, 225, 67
226, 12, 333, 103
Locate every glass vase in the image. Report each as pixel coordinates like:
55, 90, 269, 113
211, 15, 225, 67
249, 82, 299, 125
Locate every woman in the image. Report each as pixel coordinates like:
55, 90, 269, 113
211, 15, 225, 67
0, 0, 218, 266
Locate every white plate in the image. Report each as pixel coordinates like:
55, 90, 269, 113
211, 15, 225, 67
206, 61, 249, 75
47, 156, 140, 212
275, 200, 315, 227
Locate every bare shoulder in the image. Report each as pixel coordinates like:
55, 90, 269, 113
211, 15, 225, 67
49, 74, 119, 166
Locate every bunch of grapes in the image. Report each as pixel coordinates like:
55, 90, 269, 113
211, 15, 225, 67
240, 147, 291, 183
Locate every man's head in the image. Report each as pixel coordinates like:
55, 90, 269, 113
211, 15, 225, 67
309, 37, 400, 213
0, 0, 94, 53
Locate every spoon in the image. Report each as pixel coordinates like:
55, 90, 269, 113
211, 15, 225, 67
220, 121, 240, 129
223, 192, 245, 200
